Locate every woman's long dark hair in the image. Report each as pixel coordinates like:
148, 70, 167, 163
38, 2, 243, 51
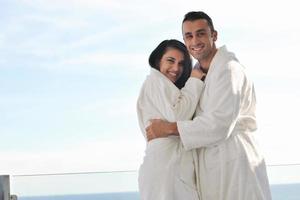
148, 39, 192, 89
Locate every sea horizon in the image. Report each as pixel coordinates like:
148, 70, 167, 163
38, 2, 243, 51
17, 183, 300, 200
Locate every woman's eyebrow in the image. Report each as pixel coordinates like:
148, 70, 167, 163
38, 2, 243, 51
166, 56, 176, 61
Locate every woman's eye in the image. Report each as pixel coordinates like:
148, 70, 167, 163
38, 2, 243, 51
167, 59, 174, 63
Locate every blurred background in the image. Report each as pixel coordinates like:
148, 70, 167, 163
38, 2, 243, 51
1, 0, 299, 199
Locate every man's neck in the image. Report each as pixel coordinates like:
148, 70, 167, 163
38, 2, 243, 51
198, 61, 210, 73
198, 47, 218, 72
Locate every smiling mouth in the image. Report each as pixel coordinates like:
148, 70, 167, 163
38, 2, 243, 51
168, 72, 179, 81
191, 45, 204, 52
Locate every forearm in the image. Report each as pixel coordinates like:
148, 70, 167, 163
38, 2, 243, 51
146, 120, 179, 141
175, 78, 203, 120
164, 122, 179, 136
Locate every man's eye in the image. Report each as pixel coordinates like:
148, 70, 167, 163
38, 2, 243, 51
197, 32, 206, 37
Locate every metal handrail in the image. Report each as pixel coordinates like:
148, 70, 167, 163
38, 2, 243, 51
10, 163, 300, 177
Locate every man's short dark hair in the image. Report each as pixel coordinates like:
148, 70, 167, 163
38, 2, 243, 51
183, 11, 215, 31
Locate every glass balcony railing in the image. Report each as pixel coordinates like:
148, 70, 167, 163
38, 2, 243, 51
4, 164, 300, 200
10, 170, 139, 200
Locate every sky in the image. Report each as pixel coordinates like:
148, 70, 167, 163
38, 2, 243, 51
1, 0, 300, 196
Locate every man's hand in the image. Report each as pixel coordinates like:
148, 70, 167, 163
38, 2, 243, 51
146, 119, 178, 141
146, 119, 167, 141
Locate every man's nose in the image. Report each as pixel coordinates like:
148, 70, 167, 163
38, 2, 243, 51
191, 35, 199, 45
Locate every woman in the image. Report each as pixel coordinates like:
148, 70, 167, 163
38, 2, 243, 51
137, 39, 205, 200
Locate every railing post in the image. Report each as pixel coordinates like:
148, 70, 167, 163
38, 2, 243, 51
0, 175, 10, 200
0, 175, 17, 200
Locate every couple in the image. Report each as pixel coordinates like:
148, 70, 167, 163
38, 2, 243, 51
137, 11, 272, 200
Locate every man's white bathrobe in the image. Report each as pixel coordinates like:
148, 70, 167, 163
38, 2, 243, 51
137, 68, 204, 200
178, 46, 272, 200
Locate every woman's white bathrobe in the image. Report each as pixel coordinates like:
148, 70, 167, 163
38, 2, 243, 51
178, 46, 272, 200
137, 68, 204, 200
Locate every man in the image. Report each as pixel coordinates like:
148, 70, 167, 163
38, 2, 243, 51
146, 11, 272, 200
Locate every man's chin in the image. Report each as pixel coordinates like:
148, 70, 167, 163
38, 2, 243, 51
191, 55, 202, 61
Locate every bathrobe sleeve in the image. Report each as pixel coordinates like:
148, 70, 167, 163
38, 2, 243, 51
178, 61, 250, 150
137, 69, 204, 139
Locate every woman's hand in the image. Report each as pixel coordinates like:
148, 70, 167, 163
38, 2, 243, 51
191, 68, 206, 80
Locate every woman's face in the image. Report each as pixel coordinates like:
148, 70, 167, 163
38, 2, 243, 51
159, 48, 184, 83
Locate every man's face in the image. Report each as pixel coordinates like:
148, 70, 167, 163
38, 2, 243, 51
182, 19, 217, 62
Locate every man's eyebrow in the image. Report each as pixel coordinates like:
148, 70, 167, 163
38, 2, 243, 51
195, 28, 206, 33
184, 32, 192, 36
184, 28, 206, 36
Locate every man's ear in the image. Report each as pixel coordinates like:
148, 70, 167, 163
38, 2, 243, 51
212, 30, 218, 42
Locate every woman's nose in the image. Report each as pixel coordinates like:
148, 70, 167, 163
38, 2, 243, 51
172, 63, 180, 71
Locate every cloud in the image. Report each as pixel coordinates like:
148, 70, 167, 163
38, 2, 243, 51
23, 14, 90, 30
60, 93, 140, 124
20, 0, 122, 12
58, 52, 147, 69
0, 138, 145, 175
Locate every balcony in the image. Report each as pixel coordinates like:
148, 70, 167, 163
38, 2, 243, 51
1, 164, 299, 200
